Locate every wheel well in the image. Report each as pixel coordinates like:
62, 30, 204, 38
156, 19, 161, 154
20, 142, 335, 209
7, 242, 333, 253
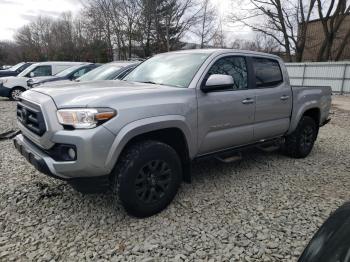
122, 128, 192, 183
303, 108, 321, 126
12, 86, 26, 91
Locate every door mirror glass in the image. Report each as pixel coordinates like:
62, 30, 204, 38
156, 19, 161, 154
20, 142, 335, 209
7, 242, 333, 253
201, 74, 234, 93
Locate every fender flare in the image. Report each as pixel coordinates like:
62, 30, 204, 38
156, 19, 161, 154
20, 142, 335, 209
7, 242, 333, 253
104, 115, 194, 170
288, 101, 320, 134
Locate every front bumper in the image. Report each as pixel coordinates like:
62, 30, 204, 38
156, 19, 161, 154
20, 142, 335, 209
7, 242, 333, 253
14, 134, 64, 180
0, 83, 11, 97
13, 132, 114, 180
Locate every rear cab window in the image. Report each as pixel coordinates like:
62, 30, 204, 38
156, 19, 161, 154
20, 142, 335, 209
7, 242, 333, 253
252, 57, 283, 88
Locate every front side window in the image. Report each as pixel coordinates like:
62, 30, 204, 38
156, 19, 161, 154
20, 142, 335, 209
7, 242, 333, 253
207, 56, 248, 90
55, 65, 80, 77
30, 65, 52, 77
72, 68, 89, 78
117, 67, 135, 80
124, 53, 210, 88
253, 58, 283, 88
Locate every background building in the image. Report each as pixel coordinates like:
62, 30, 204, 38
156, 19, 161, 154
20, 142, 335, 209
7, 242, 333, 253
302, 15, 350, 61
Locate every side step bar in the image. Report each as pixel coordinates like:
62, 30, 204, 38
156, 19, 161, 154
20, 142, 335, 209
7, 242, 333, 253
215, 152, 242, 163
195, 137, 283, 163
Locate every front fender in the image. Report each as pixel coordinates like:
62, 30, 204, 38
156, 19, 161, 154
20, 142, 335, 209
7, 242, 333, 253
104, 115, 194, 170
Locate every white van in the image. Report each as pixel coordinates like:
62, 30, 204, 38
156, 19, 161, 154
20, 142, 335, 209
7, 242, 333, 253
0, 62, 86, 100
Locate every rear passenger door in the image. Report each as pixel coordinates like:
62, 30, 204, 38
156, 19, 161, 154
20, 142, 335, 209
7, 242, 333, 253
197, 55, 256, 155
252, 57, 292, 141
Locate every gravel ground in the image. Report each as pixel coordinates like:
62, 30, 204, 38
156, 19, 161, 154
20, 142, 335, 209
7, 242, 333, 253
0, 96, 349, 262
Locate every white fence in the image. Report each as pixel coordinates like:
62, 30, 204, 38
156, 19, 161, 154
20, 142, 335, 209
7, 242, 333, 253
286, 62, 350, 94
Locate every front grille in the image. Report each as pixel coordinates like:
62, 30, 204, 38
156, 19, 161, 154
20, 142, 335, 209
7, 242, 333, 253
17, 100, 46, 136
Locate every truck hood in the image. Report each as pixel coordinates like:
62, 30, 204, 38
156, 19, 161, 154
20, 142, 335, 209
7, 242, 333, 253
31, 76, 65, 85
32, 80, 182, 108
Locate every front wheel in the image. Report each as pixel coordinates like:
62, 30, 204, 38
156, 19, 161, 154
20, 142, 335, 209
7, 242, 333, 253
112, 140, 182, 218
10, 87, 25, 101
283, 116, 318, 158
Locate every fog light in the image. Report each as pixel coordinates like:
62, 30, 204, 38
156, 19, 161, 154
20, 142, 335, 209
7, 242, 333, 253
68, 148, 76, 160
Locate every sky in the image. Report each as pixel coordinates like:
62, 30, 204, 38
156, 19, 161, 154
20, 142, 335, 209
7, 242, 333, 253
0, 0, 82, 40
0, 0, 253, 42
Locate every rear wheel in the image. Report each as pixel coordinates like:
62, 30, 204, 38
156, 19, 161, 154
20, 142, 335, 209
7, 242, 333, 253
283, 116, 318, 158
10, 87, 25, 101
112, 140, 182, 218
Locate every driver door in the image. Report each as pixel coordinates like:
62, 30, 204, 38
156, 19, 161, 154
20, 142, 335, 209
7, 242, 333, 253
197, 55, 256, 155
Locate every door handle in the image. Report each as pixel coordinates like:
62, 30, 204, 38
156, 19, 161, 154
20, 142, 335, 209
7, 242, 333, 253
241, 98, 254, 104
280, 95, 290, 101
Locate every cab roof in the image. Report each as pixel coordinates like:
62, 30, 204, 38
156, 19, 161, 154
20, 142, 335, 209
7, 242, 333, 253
166, 48, 281, 60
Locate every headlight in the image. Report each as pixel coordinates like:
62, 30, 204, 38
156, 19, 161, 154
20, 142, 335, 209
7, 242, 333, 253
1, 79, 8, 84
56, 108, 116, 129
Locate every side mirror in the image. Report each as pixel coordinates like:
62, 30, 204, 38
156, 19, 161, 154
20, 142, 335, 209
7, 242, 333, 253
71, 74, 80, 80
29, 72, 35, 77
201, 74, 234, 93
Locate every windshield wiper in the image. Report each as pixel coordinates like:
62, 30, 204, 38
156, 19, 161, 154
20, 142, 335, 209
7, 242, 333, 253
139, 81, 158, 85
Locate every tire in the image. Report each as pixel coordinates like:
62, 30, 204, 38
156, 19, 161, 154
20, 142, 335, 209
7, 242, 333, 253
298, 202, 350, 262
112, 140, 182, 218
283, 116, 318, 158
10, 87, 25, 101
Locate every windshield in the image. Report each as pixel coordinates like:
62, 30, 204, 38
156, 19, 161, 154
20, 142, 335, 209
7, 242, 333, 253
55, 65, 82, 77
8, 62, 25, 72
18, 64, 37, 77
77, 64, 123, 81
124, 53, 210, 88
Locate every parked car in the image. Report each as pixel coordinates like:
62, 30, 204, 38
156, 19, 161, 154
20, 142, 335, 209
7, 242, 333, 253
0, 65, 12, 70
0, 62, 33, 78
27, 63, 100, 88
39, 61, 140, 87
13, 49, 331, 217
0, 61, 85, 100
76, 61, 140, 81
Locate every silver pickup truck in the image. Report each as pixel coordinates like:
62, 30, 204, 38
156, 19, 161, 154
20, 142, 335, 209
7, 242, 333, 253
13, 49, 332, 217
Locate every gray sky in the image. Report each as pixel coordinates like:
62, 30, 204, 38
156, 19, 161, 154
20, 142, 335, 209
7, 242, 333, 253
0, 0, 82, 40
0, 0, 253, 42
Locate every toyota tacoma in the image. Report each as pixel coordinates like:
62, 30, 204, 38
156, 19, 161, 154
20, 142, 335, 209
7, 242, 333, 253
13, 49, 332, 217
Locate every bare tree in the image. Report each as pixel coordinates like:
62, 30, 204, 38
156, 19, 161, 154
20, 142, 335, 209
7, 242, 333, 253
155, 0, 201, 52
316, 0, 350, 61
231, 33, 281, 53
194, 0, 217, 48
212, 18, 226, 48
230, 0, 316, 62
120, 0, 141, 58
6, 0, 205, 63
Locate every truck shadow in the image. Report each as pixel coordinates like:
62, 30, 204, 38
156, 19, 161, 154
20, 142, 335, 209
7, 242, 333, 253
28, 147, 304, 224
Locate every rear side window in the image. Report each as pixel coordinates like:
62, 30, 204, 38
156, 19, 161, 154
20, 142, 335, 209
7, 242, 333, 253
253, 58, 283, 88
